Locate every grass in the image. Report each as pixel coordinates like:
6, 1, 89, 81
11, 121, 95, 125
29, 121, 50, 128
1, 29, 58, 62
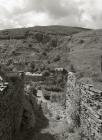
0, 25, 101, 86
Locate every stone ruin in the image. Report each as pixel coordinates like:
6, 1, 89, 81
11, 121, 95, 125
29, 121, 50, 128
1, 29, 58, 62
0, 69, 102, 140
0, 72, 36, 140
80, 83, 102, 140
66, 72, 102, 140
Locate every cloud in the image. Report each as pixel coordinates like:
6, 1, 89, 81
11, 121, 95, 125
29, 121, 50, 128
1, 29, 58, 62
0, 0, 102, 29
23, 0, 81, 21
79, 0, 102, 28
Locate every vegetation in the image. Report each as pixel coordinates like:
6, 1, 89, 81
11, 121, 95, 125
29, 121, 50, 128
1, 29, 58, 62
53, 55, 61, 62
35, 32, 43, 42
0, 25, 101, 85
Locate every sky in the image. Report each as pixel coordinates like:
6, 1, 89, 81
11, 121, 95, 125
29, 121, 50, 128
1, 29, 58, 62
0, 0, 102, 29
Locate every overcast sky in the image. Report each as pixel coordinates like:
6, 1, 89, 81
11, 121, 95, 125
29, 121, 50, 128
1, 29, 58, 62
0, 0, 102, 29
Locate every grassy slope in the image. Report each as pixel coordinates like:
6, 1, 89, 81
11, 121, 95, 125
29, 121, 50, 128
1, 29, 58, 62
47, 29, 102, 87
1, 25, 102, 85
0, 25, 89, 67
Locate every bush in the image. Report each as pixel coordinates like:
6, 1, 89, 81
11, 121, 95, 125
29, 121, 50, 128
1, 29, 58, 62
92, 72, 102, 82
71, 112, 80, 128
79, 39, 84, 44
45, 86, 62, 92
42, 70, 50, 77
35, 33, 43, 42
70, 64, 76, 73
53, 55, 60, 62
67, 125, 75, 133
42, 52, 47, 56
76, 71, 84, 79
29, 63, 35, 73
43, 90, 51, 100
51, 38, 57, 47
28, 44, 32, 47
32, 88, 37, 96
42, 34, 50, 43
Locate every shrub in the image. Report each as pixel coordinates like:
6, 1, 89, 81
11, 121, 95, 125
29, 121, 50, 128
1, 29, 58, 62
42, 34, 50, 43
43, 91, 51, 100
32, 88, 37, 96
79, 39, 84, 44
42, 52, 47, 56
67, 125, 75, 133
92, 72, 102, 82
28, 44, 32, 47
45, 86, 62, 92
29, 63, 35, 73
53, 55, 60, 62
71, 112, 80, 128
76, 71, 84, 79
70, 64, 76, 73
51, 38, 57, 47
35, 32, 43, 42
42, 70, 50, 77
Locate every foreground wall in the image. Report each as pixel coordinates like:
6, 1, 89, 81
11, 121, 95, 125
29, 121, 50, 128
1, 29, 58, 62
66, 72, 102, 140
0, 72, 36, 140
80, 83, 102, 140
0, 74, 24, 140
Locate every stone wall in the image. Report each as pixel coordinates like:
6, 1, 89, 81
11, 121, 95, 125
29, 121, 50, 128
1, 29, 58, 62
0, 73, 24, 140
0, 72, 36, 140
80, 83, 102, 140
66, 72, 102, 140
66, 72, 77, 125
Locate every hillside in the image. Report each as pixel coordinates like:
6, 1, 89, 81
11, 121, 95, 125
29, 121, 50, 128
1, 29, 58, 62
0, 26, 89, 69
1, 25, 101, 85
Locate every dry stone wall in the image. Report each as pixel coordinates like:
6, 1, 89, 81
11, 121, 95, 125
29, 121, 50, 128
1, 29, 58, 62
0, 73, 24, 140
0, 72, 36, 140
80, 83, 102, 140
66, 72, 102, 140
66, 72, 77, 125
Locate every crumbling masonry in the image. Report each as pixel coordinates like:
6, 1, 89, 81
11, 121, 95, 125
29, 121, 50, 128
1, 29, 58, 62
0, 70, 102, 140
0, 72, 35, 140
66, 72, 102, 140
